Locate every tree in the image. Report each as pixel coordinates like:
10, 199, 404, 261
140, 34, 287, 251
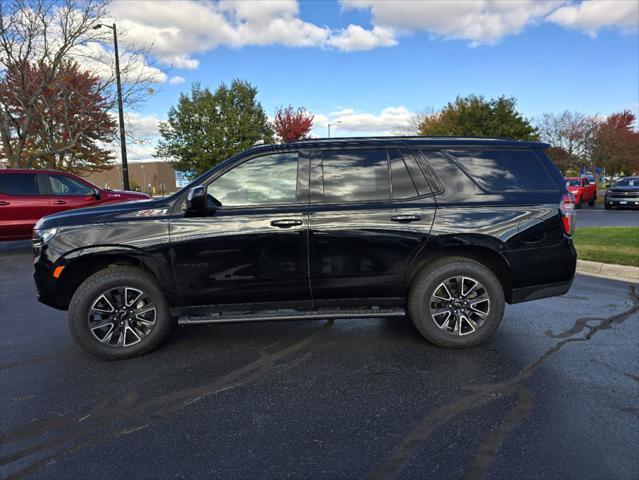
273, 105, 314, 142
0, 0, 158, 168
536, 111, 598, 172
156, 80, 273, 176
417, 95, 538, 140
591, 111, 639, 175
0, 60, 116, 171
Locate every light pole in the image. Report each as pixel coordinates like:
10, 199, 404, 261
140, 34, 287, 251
94, 22, 130, 190
327, 120, 341, 138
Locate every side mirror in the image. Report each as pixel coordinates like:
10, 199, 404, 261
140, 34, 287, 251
87, 188, 101, 199
186, 186, 207, 216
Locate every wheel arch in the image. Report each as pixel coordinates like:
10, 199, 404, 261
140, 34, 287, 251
54, 247, 175, 310
405, 234, 514, 303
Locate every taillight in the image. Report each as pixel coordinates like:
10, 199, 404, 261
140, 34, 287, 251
559, 193, 576, 235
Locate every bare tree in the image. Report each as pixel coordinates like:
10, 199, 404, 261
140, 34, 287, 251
0, 0, 160, 169
536, 111, 598, 171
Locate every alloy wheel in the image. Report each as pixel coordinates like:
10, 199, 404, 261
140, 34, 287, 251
88, 286, 157, 347
429, 276, 490, 336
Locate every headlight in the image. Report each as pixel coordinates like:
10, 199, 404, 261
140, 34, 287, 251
33, 227, 58, 246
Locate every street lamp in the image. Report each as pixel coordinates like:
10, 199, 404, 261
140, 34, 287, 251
327, 120, 341, 138
94, 22, 130, 190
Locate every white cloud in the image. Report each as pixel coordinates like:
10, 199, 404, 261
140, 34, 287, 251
107, 0, 397, 70
312, 106, 416, 136
547, 0, 639, 36
168, 75, 186, 85
328, 25, 397, 51
341, 0, 565, 45
124, 112, 162, 138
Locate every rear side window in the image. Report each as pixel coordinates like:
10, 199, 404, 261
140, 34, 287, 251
320, 149, 389, 202
445, 149, 556, 192
0, 173, 40, 196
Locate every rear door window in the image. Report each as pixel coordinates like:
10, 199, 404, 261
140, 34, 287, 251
445, 149, 556, 192
320, 149, 390, 202
0, 173, 41, 196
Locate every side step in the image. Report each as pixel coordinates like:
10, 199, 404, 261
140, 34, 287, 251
178, 307, 406, 325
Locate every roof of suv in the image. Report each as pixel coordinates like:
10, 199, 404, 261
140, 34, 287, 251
243, 136, 549, 157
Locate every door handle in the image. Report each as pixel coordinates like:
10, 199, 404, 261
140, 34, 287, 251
271, 219, 303, 228
0, 201, 9, 206
390, 214, 422, 223
52, 200, 66, 205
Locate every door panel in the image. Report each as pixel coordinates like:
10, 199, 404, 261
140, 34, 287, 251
307, 149, 436, 301
170, 207, 310, 307
42, 173, 100, 214
169, 151, 311, 308
308, 205, 434, 300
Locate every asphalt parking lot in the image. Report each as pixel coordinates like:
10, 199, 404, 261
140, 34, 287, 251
0, 245, 638, 480
575, 205, 639, 228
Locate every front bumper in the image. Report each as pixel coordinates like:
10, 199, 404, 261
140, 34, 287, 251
605, 196, 639, 208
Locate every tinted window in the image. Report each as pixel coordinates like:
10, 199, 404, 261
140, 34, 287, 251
0, 173, 40, 196
321, 149, 389, 202
47, 174, 94, 195
390, 153, 418, 199
566, 179, 581, 187
446, 149, 556, 191
209, 152, 298, 207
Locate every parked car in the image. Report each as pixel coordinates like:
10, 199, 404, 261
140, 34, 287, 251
565, 176, 597, 208
0, 169, 150, 240
32, 137, 577, 359
604, 176, 639, 210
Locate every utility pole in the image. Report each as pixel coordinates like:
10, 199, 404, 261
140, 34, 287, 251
94, 23, 130, 190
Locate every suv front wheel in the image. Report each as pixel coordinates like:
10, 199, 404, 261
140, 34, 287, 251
408, 257, 505, 348
68, 266, 172, 359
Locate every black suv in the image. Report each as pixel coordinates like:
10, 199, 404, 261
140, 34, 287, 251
33, 137, 577, 359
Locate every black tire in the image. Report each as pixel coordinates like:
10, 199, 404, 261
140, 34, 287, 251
408, 257, 505, 348
68, 266, 171, 359
604, 203, 611, 210
588, 198, 596, 207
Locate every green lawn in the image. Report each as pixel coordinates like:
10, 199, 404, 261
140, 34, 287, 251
573, 227, 639, 267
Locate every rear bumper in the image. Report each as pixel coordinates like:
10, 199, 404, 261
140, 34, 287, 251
510, 277, 574, 304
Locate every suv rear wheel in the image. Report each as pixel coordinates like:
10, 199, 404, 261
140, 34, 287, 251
68, 266, 171, 359
408, 257, 505, 348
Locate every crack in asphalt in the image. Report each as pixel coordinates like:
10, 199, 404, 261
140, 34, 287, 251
0, 320, 334, 480
368, 285, 638, 480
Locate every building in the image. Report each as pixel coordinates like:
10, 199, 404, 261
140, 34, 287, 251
81, 161, 179, 195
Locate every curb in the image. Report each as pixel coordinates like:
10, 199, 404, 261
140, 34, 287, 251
576, 259, 639, 283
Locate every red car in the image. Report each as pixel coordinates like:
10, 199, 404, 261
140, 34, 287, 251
0, 169, 150, 240
565, 176, 597, 209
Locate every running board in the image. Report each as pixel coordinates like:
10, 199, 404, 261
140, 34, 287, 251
178, 307, 406, 325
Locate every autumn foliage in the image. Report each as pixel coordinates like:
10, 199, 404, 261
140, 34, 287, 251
0, 61, 116, 172
273, 105, 314, 143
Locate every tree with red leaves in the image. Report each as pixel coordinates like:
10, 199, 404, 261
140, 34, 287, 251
273, 105, 314, 143
0, 60, 116, 172
592, 110, 639, 175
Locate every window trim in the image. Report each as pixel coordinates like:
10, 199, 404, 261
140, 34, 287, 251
202, 150, 304, 210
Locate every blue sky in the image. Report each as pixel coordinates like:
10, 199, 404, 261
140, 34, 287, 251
104, 0, 639, 160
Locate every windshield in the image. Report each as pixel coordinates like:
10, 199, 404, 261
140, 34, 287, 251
566, 179, 581, 187
612, 178, 638, 187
